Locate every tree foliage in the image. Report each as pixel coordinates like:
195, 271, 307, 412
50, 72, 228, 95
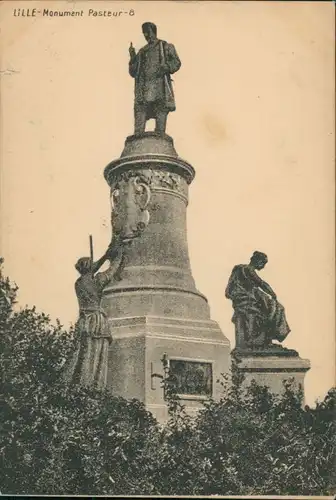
0, 258, 335, 495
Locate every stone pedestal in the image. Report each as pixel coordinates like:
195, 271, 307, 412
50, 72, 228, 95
102, 133, 230, 422
236, 353, 311, 402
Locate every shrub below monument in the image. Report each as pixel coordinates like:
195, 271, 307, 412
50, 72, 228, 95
0, 259, 335, 495
0, 259, 159, 495
155, 370, 335, 496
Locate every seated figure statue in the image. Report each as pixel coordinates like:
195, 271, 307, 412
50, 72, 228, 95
225, 251, 293, 354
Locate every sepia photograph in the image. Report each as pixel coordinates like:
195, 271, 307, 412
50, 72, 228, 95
0, 0, 335, 497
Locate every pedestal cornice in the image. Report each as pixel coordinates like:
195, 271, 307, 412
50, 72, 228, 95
104, 154, 195, 186
104, 132, 195, 186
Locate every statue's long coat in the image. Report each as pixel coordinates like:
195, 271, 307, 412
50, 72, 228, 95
129, 39, 181, 119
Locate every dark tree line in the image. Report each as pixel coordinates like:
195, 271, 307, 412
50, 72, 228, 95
0, 258, 335, 495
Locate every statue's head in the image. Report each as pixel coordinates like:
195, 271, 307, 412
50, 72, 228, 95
142, 22, 157, 43
75, 257, 92, 275
250, 251, 268, 270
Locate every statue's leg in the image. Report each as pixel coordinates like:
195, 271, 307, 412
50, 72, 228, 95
245, 315, 255, 347
134, 105, 146, 135
235, 315, 247, 349
155, 110, 168, 134
246, 315, 267, 348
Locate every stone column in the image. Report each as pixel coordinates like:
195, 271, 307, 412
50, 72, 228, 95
102, 132, 230, 422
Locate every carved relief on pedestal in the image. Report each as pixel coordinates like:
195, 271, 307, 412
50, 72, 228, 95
110, 171, 151, 243
110, 168, 188, 205
149, 170, 188, 201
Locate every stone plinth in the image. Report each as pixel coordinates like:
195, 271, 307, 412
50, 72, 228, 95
107, 316, 230, 423
236, 353, 311, 401
102, 133, 230, 422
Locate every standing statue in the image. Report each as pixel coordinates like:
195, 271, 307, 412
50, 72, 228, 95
225, 251, 291, 352
129, 22, 181, 135
63, 237, 124, 389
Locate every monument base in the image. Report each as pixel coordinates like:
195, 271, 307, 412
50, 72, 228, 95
236, 353, 311, 402
107, 315, 230, 424
103, 132, 231, 423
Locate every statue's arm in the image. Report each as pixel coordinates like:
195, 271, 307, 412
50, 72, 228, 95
225, 281, 232, 299
225, 266, 237, 299
261, 281, 277, 300
129, 51, 139, 78
94, 247, 123, 290
91, 237, 120, 275
164, 43, 181, 74
249, 268, 277, 299
91, 253, 109, 275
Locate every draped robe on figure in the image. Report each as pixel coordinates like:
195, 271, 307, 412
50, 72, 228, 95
63, 270, 114, 389
225, 265, 290, 347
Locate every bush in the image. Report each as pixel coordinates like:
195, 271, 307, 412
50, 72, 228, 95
0, 258, 335, 495
0, 258, 159, 495
147, 361, 335, 496
190, 373, 335, 496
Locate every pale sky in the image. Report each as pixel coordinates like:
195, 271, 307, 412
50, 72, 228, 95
0, 1, 335, 405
